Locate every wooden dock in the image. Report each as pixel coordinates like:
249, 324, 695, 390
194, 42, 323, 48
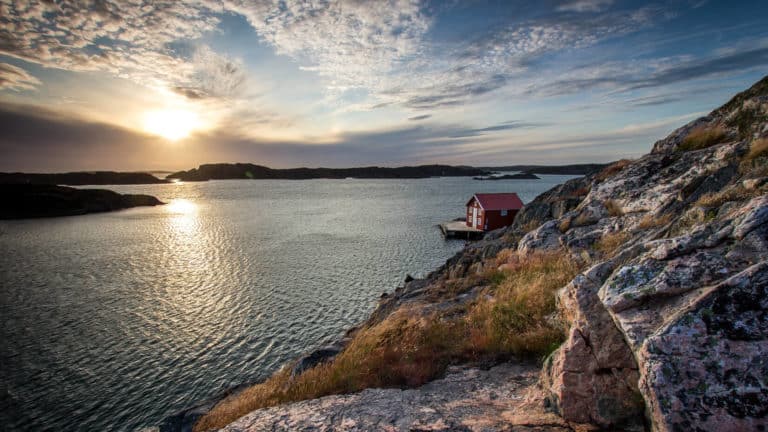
439, 220, 484, 239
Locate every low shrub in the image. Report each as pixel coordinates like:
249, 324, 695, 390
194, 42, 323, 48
678, 125, 729, 151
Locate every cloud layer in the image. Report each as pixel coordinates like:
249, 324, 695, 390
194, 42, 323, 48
3, 1, 766, 109
1, 1, 767, 169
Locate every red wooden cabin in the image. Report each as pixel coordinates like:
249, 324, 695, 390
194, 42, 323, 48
465, 193, 524, 231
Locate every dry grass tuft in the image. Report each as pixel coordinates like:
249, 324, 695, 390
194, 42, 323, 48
467, 252, 580, 358
637, 213, 673, 230
740, 138, 768, 176
694, 185, 755, 208
195, 252, 582, 431
595, 159, 632, 182
604, 199, 624, 217
745, 138, 768, 161
494, 248, 517, 264
678, 125, 729, 151
594, 231, 631, 257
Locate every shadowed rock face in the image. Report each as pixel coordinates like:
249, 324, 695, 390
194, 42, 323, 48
0, 184, 164, 219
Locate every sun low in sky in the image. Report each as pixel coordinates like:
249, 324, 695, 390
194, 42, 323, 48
143, 110, 201, 142
1, 0, 767, 172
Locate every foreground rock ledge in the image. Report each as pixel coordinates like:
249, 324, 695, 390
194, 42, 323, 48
218, 363, 583, 432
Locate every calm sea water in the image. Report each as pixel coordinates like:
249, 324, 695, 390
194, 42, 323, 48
0, 175, 574, 431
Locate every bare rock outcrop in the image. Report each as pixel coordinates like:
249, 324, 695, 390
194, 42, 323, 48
220, 364, 575, 432
541, 75, 768, 431
542, 262, 644, 430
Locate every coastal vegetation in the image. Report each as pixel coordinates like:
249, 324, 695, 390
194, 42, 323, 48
740, 137, 768, 175
678, 125, 729, 151
194, 250, 581, 431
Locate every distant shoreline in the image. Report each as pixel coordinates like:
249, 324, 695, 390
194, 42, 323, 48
0, 171, 168, 186
0, 163, 608, 186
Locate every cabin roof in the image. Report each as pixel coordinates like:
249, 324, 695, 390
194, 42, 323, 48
466, 193, 524, 211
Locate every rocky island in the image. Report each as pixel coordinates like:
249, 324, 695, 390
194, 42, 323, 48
166, 164, 490, 181
1, 184, 164, 219
0, 171, 169, 185
479, 163, 610, 175
474, 172, 541, 180
160, 76, 768, 432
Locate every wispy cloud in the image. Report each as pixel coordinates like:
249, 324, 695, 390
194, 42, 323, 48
449, 120, 550, 138
526, 43, 768, 98
557, 0, 614, 13
408, 114, 431, 121
0, 62, 40, 91
371, 4, 665, 110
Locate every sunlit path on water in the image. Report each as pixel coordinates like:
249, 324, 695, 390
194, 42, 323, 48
0, 175, 575, 431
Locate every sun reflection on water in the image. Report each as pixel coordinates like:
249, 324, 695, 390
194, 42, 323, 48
166, 199, 197, 215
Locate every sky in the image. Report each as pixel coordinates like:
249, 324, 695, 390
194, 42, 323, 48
1, 0, 767, 172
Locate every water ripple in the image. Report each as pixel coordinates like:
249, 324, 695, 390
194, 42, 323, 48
0, 176, 574, 431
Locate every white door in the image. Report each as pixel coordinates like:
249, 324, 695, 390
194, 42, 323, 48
473, 207, 479, 228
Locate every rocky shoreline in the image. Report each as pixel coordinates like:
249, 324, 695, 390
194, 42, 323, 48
159, 76, 767, 432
